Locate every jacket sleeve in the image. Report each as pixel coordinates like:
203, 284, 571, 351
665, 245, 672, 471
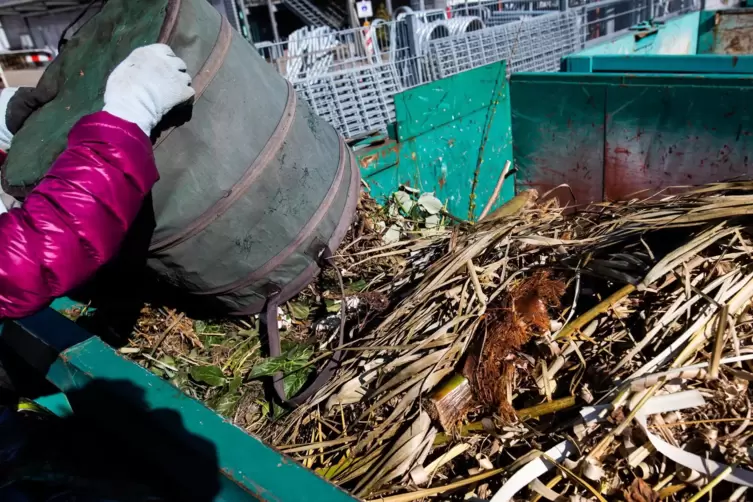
0, 111, 158, 319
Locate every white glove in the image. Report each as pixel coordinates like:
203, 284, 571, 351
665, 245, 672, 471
0, 87, 18, 151
103, 44, 194, 136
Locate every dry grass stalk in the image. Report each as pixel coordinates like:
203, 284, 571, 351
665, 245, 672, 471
112, 182, 753, 500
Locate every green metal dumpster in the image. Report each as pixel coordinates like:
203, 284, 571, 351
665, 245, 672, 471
1, 62, 515, 502
0, 308, 356, 502
510, 71, 753, 205
561, 10, 753, 74
9, 23, 753, 496
512, 10, 753, 206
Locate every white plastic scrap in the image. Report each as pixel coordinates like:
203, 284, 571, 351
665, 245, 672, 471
635, 390, 753, 487
489, 441, 576, 502
491, 389, 753, 502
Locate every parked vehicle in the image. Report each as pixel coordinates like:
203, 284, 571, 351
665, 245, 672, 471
0, 48, 54, 87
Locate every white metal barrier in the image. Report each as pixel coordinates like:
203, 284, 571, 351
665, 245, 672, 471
255, 0, 701, 138
427, 10, 581, 79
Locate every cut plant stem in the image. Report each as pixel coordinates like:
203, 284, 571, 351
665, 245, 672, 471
426, 374, 474, 432
587, 383, 661, 462
516, 395, 576, 421
433, 396, 576, 445
554, 284, 636, 341
374, 466, 506, 502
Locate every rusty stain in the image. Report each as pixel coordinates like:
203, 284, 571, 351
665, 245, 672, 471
220, 467, 281, 502
614, 147, 630, 155
438, 173, 446, 189
358, 153, 378, 169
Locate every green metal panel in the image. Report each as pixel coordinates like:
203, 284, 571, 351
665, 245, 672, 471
573, 12, 701, 57
564, 54, 753, 73
511, 72, 753, 204
604, 83, 753, 199
697, 10, 719, 53
359, 62, 514, 221
1, 308, 355, 502
511, 76, 605, 205
393, 63, 501, 141
50, 297, 86, 312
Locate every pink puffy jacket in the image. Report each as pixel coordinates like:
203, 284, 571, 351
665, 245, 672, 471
0, 112, 158, 319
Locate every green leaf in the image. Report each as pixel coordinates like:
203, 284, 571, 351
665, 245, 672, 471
193, 320, 207, 333
150, 366, 165, 378
229, 375, 243, 394
248, 358, 285, 378
400, 184, 419, 194
284, 367, 313, 398
212, 392, 240, 418
247, 345, 314, 379
325, 299, 341, 313
383, 224, 402, 244
288, 301, 310, 320
170, 370, 190, 389
257, 398, 270, 417
425, 213, 441, 229
160, 355, 176, 367
272, 401, 287, 419
348, 279, 368, 293
189, 365, 226, 387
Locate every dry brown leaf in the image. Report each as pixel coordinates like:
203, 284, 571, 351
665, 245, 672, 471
624, 478, 659, 502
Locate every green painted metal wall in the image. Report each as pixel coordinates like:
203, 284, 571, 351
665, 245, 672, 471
510, 72, 753, 205
357, 61, 514, 221
0, 308, 356, 502
573, 11, 701, 56
565, 10, 753, 74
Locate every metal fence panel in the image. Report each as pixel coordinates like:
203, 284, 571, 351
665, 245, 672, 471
255, 0, 701, 138
294, 61, 403, 137
427, 10, 581, 79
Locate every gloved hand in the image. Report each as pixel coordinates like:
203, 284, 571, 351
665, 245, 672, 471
103, 44, 194, 137
0, 87, 19, 151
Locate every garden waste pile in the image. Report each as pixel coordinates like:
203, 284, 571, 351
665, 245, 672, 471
119, 183, 753, 501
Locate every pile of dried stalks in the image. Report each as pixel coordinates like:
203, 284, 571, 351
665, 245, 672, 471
124, 182, 753, 501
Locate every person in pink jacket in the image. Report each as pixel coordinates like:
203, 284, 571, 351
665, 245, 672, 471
0, 44, 194, 319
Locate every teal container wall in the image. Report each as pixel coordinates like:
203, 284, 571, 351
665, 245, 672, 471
573, 11, 701, 56
564, 10, 753, 74
357, 62, 514, 221
0, 308, 356, 502
510, 72, 753, 206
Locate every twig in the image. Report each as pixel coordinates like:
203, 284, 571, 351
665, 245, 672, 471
374, 467, 506, 502
479, 160, 512, 221
150, 312, 185, 356
466, 259, 487, 307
